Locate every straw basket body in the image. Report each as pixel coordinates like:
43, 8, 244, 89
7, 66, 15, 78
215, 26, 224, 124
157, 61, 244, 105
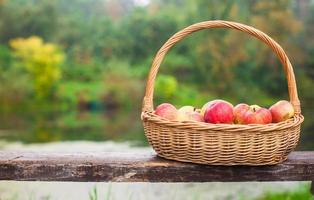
141, 20, 304, 166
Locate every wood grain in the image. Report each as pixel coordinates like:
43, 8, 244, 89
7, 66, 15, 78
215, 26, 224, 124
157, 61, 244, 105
0, 151, 313, 182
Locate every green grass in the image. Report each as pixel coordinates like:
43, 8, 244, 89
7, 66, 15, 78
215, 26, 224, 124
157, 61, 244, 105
88, 186, 98, 200
87, 184, 314, 200
89, 185, 112, 200
256, 183, 314, 200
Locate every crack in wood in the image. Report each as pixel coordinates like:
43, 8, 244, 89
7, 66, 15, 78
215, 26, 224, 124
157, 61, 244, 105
6, 156, 23, 162
112, 171, 138, 182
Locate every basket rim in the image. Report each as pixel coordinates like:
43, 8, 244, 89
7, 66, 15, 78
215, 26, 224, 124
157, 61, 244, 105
142, 111, 304, 132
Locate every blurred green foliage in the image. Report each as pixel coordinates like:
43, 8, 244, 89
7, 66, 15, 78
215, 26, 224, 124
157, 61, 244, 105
155, 75, 178, 100
256, 183, 314, 200
0, 0, 313, 146
10, 36, 64, 99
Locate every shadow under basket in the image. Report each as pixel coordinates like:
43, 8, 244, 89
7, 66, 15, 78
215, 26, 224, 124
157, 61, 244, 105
141, 20, 304, 166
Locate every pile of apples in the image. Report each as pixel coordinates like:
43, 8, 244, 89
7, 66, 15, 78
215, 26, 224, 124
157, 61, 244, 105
154, 100, 295, 124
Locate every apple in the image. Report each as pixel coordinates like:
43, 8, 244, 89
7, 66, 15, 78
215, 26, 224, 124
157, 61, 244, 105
204, 100, 234, 124
233, 103, 250, 124
178, 105, 196, 113
201, 99, 233, 116
243, 105, 272, 124
154, 103, 177, 120
269, 100, 294, 123
177, 106, 204, 122
234, 104, 272, 124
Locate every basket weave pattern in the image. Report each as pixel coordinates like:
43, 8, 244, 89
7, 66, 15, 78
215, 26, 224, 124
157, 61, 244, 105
141, 20, 304, 165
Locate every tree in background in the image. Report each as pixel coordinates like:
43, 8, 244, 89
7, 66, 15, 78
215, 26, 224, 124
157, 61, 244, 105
0, 1, 58, 43
10, 36, 64, 99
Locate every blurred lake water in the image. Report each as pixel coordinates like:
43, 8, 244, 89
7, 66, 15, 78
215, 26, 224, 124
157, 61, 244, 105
0, 110, 146, 145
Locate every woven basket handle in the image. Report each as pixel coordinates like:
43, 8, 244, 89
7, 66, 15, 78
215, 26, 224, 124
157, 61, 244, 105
142, 20, 301, 114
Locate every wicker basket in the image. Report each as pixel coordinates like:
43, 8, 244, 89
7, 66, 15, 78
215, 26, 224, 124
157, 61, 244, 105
141, 20, 304, 166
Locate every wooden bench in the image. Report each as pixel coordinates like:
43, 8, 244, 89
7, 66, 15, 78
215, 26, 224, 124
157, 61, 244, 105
0, 151, 313, 194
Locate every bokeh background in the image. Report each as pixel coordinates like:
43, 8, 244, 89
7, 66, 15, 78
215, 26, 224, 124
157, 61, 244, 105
0, 0, 313, 199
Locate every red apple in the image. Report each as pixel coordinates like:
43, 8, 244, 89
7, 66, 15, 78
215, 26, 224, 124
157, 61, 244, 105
155, 103, 177, 120
204, 100, 234, 124
269, 100, 294, 123
201, 99, 233, 116
235, 104, 272, 124
177, 106, 204, 122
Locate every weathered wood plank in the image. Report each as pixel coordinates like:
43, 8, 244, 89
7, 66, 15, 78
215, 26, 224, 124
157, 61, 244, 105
0, 151, 313, 182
